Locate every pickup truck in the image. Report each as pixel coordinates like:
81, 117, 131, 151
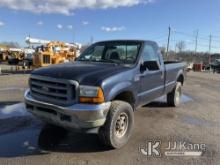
25, 40, 186, 149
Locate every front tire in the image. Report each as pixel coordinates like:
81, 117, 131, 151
98, 101, 134, 149
167, 82, 182, 107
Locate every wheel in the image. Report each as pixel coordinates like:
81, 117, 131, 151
8, 60, 12, 65
98, 101, 134, 149
167, 82, 182, 107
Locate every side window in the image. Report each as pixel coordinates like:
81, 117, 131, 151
105, 45, 139, 63
142, 44, 159, 62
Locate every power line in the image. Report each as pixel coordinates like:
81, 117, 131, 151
170, 39, 194, 44
212, 35, 220, 38
169, 28, 220, 53
174, 31, 194, 38
174, 30, 220, 43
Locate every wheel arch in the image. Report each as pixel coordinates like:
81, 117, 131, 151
112, 91, 136, 109
177, 74, 184, 85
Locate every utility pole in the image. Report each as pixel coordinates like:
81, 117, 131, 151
194, 29, 199, 54
209, 34, 212, 54
209, 34, 212, 68
166, 26, 171, 58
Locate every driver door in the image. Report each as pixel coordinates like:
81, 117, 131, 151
139, 43, 164, 104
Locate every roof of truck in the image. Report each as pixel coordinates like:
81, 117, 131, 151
95, 39, 156, 44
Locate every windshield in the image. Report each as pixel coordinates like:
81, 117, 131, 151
77, 41, 142, 65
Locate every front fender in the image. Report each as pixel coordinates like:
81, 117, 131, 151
105, 81, 136, 102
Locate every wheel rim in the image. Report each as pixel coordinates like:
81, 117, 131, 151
175, 86, 181, 105
115, 112, 129, 138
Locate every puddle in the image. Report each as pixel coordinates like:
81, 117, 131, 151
0, 102, 104, 157
0, 102, 44, 157
0, 102, 101, 157
181, 116, 215, 127
181, 95, 194, 103
0, 116, 72, 157
0, 126, 43, 157
154, 94, 193, 104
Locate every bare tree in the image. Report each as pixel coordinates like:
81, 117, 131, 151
160, 47, 166, 56
0, 41, 20, 48
176, 41, 186, 52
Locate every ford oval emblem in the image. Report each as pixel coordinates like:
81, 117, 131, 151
42, 86, 49, 92
58, 72, 63, 77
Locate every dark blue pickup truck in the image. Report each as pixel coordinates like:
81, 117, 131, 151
25, 40, 186, 148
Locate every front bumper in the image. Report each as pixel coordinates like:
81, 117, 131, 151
24, 89, 111, 130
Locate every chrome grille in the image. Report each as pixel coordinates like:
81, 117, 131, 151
30, 75, 78, 105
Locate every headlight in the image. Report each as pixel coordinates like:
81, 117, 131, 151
79, 85, 105, 104
79, 86, 99, 97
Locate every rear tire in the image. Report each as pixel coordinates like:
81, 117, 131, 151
167, 82, 182, 107
98, 101, 134, 149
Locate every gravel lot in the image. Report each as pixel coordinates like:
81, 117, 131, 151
0, 71, 219, 165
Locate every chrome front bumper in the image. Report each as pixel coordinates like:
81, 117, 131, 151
24, 89, 111, 129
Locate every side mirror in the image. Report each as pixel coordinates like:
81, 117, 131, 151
140, 61, 160, 72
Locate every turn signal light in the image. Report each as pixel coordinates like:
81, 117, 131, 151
80, 87, 105, 104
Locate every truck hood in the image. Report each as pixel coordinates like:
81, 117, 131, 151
32, 61, 129, 85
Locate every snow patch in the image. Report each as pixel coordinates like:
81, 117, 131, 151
0, 103, 30, 119
0, 87, 26, 91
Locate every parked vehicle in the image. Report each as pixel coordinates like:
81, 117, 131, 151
7, 48, 24, 65
22, 48, 35, 68
33, 41, 77, 68
212, 59, 220, 73
22, 53, 34, 68
25, 40, 186, 149
0, 46, 9, 62
186, 62, 194, 72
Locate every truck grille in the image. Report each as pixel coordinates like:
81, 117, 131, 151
43, 55, 50, 64
30, 75, 78, 106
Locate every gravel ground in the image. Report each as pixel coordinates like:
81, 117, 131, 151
0, 72, 220, 165
0, 74, 29, 103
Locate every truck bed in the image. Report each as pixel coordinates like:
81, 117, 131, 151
164, 61, 186, 93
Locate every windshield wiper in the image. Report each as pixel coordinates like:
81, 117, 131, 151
77, 59, 121, 65
100, 59, 121, 65
76, 59, 91, 62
